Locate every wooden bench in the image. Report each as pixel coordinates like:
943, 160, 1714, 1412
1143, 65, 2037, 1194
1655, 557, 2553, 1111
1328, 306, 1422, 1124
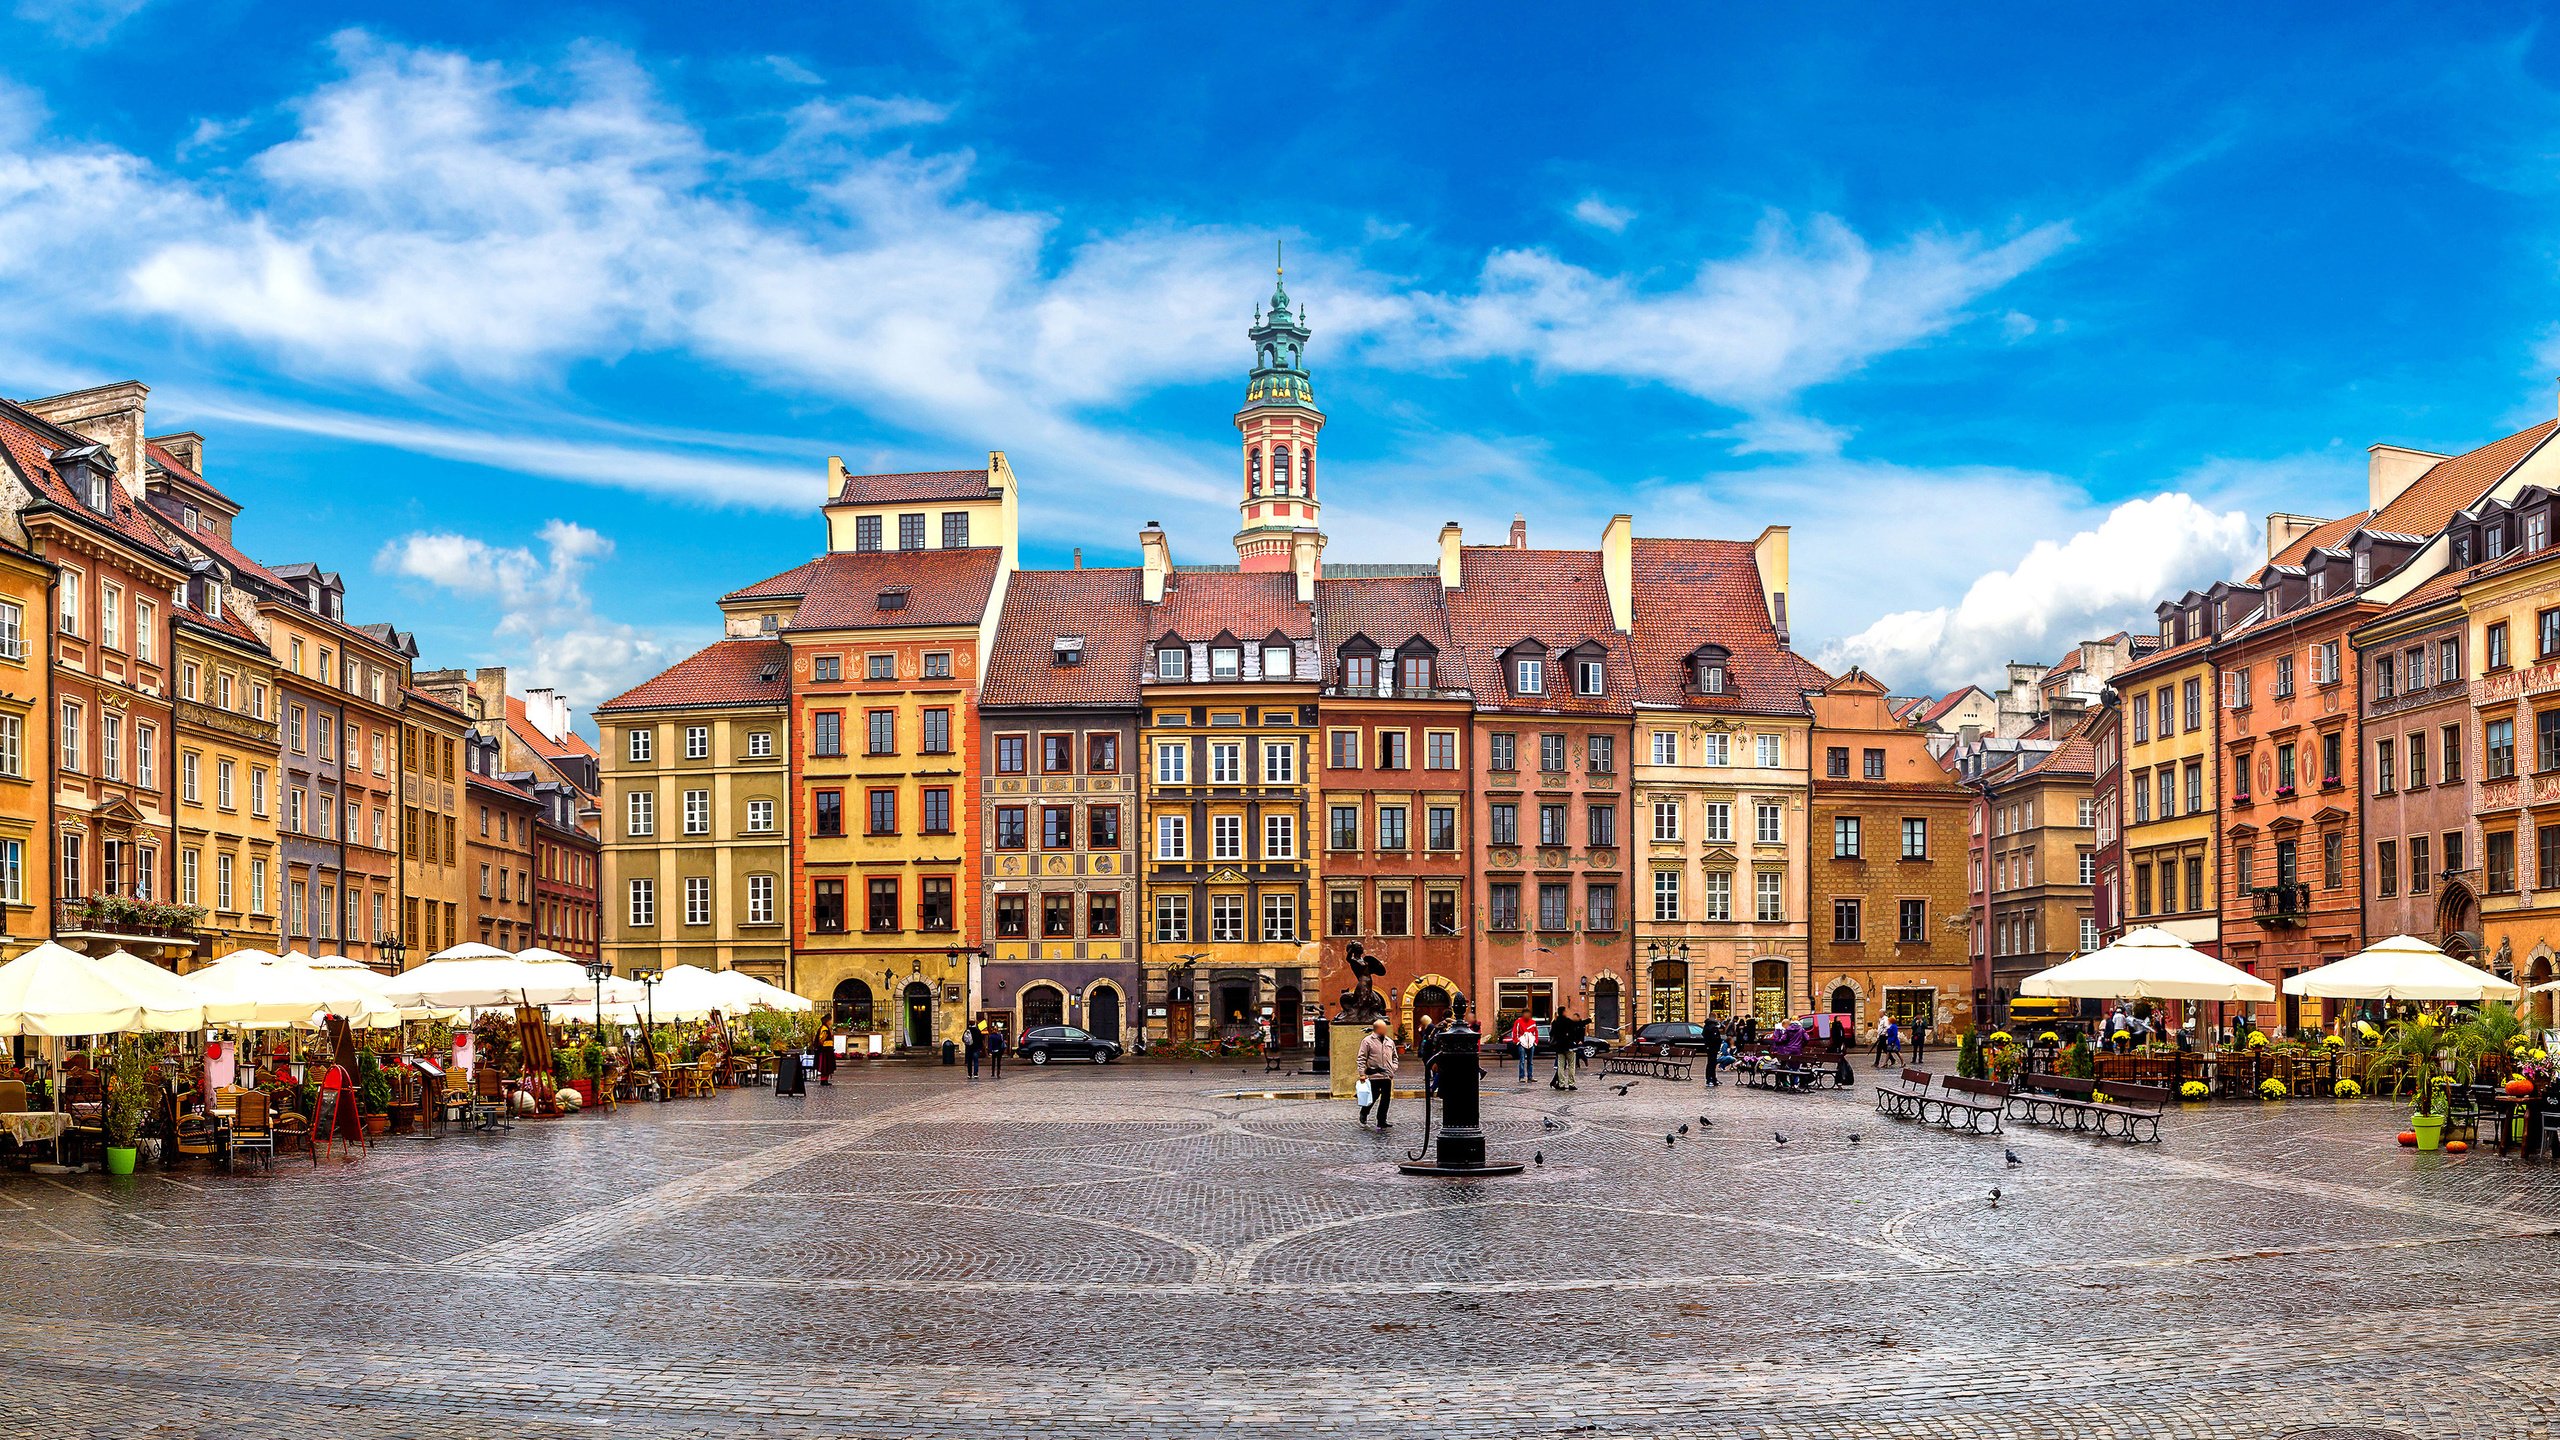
2091, 1082, 2173, 1143
1600, 1052, 1694, 1082
1736, 1056, 1819, 1092
1924, 1076, 2010, 1134
2010, 1073, 2106, 1133
1875, 1068, 1933, 1120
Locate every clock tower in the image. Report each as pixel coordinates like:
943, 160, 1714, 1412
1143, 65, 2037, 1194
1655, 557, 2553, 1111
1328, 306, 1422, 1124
1233, 258, 1326, 572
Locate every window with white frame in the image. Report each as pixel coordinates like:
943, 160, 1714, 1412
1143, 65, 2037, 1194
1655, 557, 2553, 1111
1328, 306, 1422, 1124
1264, 813, 1296, 859
1259, 892, 1296, 941
1757, 734, 1781, 768
1701, 733, 1729, 766
747, 874, 775, 924
1704, 801, 1732, 843
683, 789, 710, 835
1156, 742, 1189, 784
1652, 799, 1680, 841
1263, 741, 1296, 784
628, 878, 656, 926
1156, 814, 1188, 860
1755, 870, 1785, 923
747, 799, 775, 833
627, 791, 654, 836
1514, 657, 1544, 694
1703, 870, 1731, 921
1653, 869, 1681, 921
748, 730, 774, 758
1212, 814, 1242, 860
685, 725, 709, 759
684, 876, 711, 926
628, 729, 653, 762
1756, 802, 1782, 844
1651, 731, 1678, 766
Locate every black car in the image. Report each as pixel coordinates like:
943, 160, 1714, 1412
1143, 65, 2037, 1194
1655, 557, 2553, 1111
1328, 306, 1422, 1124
1016, 1026, 1123, 1064
1626, 1021, 1711, 1054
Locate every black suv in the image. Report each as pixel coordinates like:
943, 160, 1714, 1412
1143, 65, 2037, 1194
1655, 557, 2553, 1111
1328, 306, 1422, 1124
1016, 1026, 1124, 1064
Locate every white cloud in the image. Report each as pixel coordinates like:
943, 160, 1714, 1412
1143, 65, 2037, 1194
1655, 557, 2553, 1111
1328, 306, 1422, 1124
11, 0, 149, 45
1817, 492, 2258, 691
1381, 213, 2074, 409
1570, 194, 1634, 233
1714, 414, 1850, 457
763, 55, 823, 86
377, 519, 679, 711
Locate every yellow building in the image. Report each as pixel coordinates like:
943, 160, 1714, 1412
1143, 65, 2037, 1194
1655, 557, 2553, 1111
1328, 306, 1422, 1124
1134, 524, 1320, 1044
2459, 529, 2560, 987
168, 593, 281, 961
2111, 599, 2220, 953
401, 687, 471, 961
595, 638, 794, 984
0, 539, 46, 948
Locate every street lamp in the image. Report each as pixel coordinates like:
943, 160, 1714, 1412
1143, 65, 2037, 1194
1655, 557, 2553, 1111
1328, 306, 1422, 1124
381, 934, 407, 971
633, 966, 663, 1094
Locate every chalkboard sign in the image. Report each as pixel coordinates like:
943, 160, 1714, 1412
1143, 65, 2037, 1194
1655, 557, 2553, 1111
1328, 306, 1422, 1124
314, 1088, 341, 1152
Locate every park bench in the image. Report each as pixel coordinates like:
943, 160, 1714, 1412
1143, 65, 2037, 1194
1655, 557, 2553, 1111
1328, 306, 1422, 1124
1600, 1052, 1693, 1082
1735, 1055, 1819, 1092
2091, 1082, 2173, 1143
2009, 1073, 2105, 1133
1875, 1068, 1933, 1121
1923, 1076, 2009, 1134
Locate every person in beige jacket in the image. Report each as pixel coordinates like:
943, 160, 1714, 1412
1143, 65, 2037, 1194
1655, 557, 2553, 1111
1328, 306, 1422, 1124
1356, 1018, 1400, 1129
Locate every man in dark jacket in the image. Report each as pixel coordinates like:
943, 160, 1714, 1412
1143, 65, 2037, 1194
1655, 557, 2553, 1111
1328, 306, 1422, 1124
1549, 1009, 1587, 1091
1699, 1015, 1723, 1086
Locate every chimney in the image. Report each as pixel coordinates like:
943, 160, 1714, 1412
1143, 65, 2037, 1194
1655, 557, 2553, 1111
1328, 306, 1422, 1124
22, 381, 150, 500
1600, 513, 1632, 632
1437, 522, 1463, 590
1508, 514, 1528, 549
826, 455, 847, 503
150, 430, 205, 474
2367, 444, 2446, 513
1072, 547, 1083, 570
1291, 531, 1322, 604
1139, 522, 1172, 603
1752, 525, 1791, 641
2264, 512, 2328, 562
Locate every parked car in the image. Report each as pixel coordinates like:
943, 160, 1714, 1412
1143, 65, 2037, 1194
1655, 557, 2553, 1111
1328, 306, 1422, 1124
1016, 1026, 1123, 1064
1534, 1021, 1617, 1060
1625, 1021, 1711, 1054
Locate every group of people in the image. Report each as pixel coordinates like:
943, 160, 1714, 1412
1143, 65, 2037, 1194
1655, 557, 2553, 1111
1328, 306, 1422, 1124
1866, 1014, 1936, 1068
962, 1020, 1010, 1080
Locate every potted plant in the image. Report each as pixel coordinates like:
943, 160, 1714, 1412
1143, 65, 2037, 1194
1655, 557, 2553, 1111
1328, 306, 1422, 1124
355, 1053, 394, 1137
2180, 1080, 2210, 1102
101, 1040, 160, 1176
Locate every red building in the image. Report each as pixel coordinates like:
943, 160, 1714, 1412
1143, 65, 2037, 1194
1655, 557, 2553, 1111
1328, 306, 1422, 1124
1315, 573, 1473, 1037
530, 777, 600, 960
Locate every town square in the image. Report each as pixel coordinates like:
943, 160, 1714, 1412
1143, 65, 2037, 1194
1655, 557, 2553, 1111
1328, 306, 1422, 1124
13, 2, 2560, 1436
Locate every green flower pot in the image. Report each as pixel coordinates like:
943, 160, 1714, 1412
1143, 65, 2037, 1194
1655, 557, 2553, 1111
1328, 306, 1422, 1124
2411, 1114, 2444, 1152
104, 1145, 138, 1176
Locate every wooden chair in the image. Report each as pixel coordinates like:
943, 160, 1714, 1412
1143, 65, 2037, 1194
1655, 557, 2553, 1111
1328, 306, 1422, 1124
268, 1087, 314, 1164
230, 1089, 276, 1168
0, 1079, 26, 1114
472, 1068, 512, 1130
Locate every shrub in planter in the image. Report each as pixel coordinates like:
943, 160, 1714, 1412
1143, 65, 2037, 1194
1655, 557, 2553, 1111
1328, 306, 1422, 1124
2258, 1078, 2288, 1100
103, 1039, 161, 1173
2332, 1078, 2364, 1099
2180, 1080, 2210, 1101
2062, 1038, 2096, 1080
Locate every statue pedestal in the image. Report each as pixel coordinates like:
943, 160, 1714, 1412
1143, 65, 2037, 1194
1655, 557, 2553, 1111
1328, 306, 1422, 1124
1329, 1024, 1363, 1100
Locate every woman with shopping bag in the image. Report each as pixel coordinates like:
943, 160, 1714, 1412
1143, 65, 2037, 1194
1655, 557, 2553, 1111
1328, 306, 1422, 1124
1355, 1019, 1399, 1129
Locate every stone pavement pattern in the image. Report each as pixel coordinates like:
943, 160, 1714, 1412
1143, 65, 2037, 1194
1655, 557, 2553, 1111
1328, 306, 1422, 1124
0, 1064, 2553, 1438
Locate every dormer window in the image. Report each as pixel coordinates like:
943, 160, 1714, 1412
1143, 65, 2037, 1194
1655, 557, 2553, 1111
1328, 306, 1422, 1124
759, 614, 779, 634
1688, 644, 1731, 696
1699, 663, 1727, 694
1210, 646, 1240, 679
2309, 571, 2326, 602
2489, 525, 2508, 559
2215, 599, 2228, 629
2160, 619, 2174, 643
876, 586, 910, 612
1514, 657, 1545, 694
2353, 551, 2372, 587
2455, 533, 2474, 567
1342, 654, 1375, 689
182, 505, 199, 530
205, 579, 222, 617
2531, 513, 2550, 554
1400, 654, 1432, 692
1574, 658, 1604, 696
1053, 637, 1084, 667
1262, 644, 1292, 678
1157, 646, 1187, 680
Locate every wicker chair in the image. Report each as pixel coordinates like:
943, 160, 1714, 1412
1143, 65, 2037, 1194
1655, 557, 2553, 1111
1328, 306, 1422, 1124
230, 1089, 276, 1168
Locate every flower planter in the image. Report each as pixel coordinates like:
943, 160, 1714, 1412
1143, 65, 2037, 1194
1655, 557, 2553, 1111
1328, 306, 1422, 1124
568, 1078, 598, 1108
104, 1145, 137, 1176
362, 1113, 390, 1139
2411, 1114, 2444, 1151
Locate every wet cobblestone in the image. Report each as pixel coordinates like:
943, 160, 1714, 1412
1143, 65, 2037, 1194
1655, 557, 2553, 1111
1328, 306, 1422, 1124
0, 1067, 2552, 1436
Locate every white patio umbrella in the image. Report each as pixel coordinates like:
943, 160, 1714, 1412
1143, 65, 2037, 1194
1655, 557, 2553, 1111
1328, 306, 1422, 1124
512, 946, 577, 965
720, 971, 813, 1013
0, 942, 155, 1036
633, 965, 734, 1022
2283, 935, 2522, 1002
379, 957, 588, 1009
426, 941, 515, 962
187, 951, 340, 1030
270, 953, 401, 1029
90, 950, 208, 1033
2018, 927, 2276, 1003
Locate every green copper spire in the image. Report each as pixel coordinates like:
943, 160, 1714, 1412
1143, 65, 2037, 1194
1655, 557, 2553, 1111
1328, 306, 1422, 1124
1244, 245, 1315, 411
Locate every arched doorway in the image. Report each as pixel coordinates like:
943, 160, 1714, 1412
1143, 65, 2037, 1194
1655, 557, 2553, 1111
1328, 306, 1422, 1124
832, 978, 874, 1030
2532, 952, 2556, 1031
1412, 984, 1452, 1033
1649, 961, 1688, 1023
903, 981, 933, 1048
1750, 959, 1789, 1023
1021, 983, 1065, 1031
1214, 979, 1254, 1038
1088, 984, 1123, 1043
1828, 984, 1857, 1029
1592, 976, 1622, 1034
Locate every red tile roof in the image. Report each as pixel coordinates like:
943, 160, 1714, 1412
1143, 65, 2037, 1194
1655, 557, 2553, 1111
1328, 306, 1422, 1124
141, 493, 291, 587
730, 549, 1005, 631
1443, 547, 1633, 716
0, 400, 185, 564
172, 596, 267, 653
1919, 687, 1986, 724
2257, 513, 2369, 578
1315, 575, 1458, 663
144, 440, 235, 508
980, 568, 1150, 709
1626, 537, 1827, 715
598, 638, 792, 714
2371, 420, 2556, 536
825, 468, 997, 507
1151, 569, 1312, 641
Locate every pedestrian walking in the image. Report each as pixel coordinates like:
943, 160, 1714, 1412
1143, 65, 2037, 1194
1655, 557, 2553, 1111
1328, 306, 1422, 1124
1356, 1018, 1399, 1128
963, 1023, 983, 1080
1909, 1015, 1929, 1064
1550, 1007, 1586, 1091
1509, 1011, 1539, 1083
1873, 1018, 1900, 1068
814, 1033, 838, 1087
1699, 1015, 1723, 1087
986, 1022, 1006, 1079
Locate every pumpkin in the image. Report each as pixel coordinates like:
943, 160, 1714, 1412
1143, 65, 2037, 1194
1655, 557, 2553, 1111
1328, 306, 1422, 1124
2507, 1078, 2536, 1097
2397, 1131, 2418, 1146
2446, 1140, 2470, 1154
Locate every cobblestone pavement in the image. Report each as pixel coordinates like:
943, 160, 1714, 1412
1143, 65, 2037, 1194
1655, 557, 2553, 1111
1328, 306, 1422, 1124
0, 1063, 2555, 1438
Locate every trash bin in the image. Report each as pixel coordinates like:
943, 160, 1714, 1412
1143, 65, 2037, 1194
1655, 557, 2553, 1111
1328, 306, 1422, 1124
941, 1039, 958, 1066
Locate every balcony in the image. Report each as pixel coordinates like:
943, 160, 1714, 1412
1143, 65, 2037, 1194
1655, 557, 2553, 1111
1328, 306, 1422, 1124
55, 895, 204, 944
2250, 882, 2311, 928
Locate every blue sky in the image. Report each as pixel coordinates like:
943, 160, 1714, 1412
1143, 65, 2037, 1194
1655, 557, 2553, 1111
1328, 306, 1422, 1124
6, 2, 2560, 712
